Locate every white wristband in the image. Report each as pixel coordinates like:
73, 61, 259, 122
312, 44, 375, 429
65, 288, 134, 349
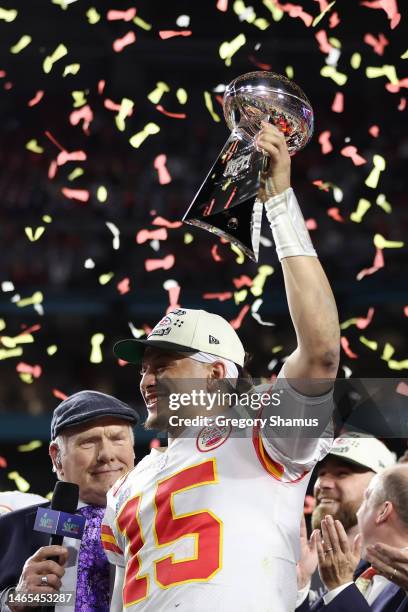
251, 198, 263, 261
264, 187, 317, 261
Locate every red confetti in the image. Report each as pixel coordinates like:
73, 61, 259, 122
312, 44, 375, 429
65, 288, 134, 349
318, 130, 333, 154
248, 56, 272, 71
113, 31, 136, 52
4, 82, 13, 90
45, 131, 66, 152
356, 248, 384, 280
356, 307, 375, 329
61, 188, 90, 203
369, 125, 380, 137
364, 32, 389, 55
315, 30, 332, 54
98, 80, 106, 94
341, 336, 359, 359
398, 97, 406, 111
327, 207, 345, 222
48, 160, 58, 179
104, 99, 134, 117
155, 104, 186, 119
53, 389, 68, 401
331, 92, 344, 113
136, 227, 168, 244
57, 150, 87, 166
403, 305, 408, 316
329, 11, 340, 27
0, 456, 7, 468
159, 30, 192, 39
16, 362, 42, 378
233, 275, 253, 289
145, 255, 175, 272
304, 495, 316, 514
152, 216, 182, 229
28, 90, 44, 107
165, 286, 181, 314
203, 292, 233, 301
386, 78, 408, 93
117, 358, 128, 367
306, 218, 317, 230
0, 70, 6, 77
117, 277, 130, 295
211, 245, 223, 262
18, 324, 41, 336
154, 154, 172, 185
230, 305, 250, 330
69, 105, 94, 135
340, 146, 367, 166
107, 8, 136, 21
360, 0, 401, 29
217, 0, 229, 11
275, 2, 313, 26
312, 180, 330, 192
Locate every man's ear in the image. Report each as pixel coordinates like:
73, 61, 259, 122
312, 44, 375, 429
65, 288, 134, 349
376, 500, 392, 525
209, 361, 226, 380
49, 442, 63, 474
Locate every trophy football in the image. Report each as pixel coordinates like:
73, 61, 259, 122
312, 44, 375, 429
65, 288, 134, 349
182, 71, 314, 261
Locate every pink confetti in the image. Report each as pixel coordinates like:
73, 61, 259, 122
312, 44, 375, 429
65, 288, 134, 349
275, 2, 313, 26
16, 362, 42, 378
329, 11, 340, 27
0, 456, 7, 468
69, 105, 94, 135
107, 8, 136, 21
145, 255, 175, 272
155, 104, 186, 119
117, 358, 128, 367
230, 305, 250, 330
306, 218, 317, 230
341, 336, 358, 359
364, 32, 389, 55
327, 207, 345, 222
248, 56, 273, 71
318, 130, 333, 154
104, 98, 134, 117
211, 245, 223, 262
149, 438, 161, 449
159, 30, 192, 39
216, 0, 229, 11
331, 92, 344, 113
315, 30, 332, 54
385, 78, 408, 93
152, 216, 182, 229
356, 248, 384, 280
0, 70, 6, 78
98, 80, 105, 94
165, 286, 181, 314
153, 154, 172, 185
113, 31, 136, 53
136, 227, 168, 244
360, 0, 401, 29
117, 277, 130, 295
203, 292, 233, 301
356, 307, 375, 329
398, 97, 406, 111
404, 306, 408, 317
396, 382, 408, 397
57, 150, 87, 166
53, 389, 68, 400
369, 125, 380, 137
315, 0, 329, 10
4, 82, 12, 90
233, 275, 253, 289
48, 160, 58, 180
340, 146, 367, 166
312, 180, 330, 192
28, 90, 44, 107
61, 188, 90, 203
19, 324, 41, 335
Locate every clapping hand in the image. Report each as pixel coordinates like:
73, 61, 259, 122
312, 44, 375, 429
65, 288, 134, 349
366, 543, 408, 591
297, 514, 318, 589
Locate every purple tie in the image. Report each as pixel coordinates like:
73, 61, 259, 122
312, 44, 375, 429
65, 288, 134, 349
75, 506, 110, 612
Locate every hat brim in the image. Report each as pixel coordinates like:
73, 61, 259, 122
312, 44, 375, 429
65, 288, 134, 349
326, 451, 375, 473
114, 338, 196, 364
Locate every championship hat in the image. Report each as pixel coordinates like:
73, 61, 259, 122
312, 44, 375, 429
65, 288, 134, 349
114, 308, 245, 367
328, 431, 396, 473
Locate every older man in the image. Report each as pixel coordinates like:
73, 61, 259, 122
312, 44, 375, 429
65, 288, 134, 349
0, 390, 137, 612
304, 463, 408, 611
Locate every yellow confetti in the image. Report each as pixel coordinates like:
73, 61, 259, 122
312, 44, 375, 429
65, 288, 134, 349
388, 359, 408, 371
52, 0, 77, 8
234, 289, 248, 304
148, 82, 170, 104
43, 43, 68, 74
115, 98, 134, 132
272, 345, 283, 354
231, 243, 245, 264
0, 319, 5, 331
184, 233, 194, 244
16, 291, 43, 308
25, 227, 45, 241
340, 317, 359, 330
381, 343, 395, 361
219, 33, 246, 67
328, 37, 341, 49
0, 7, 17, 22
320, 66, 348, 86
176, 88, 188, 104
373, 234, 404, 249
285, 66, 294, 79
401, 50, 408, 60
0, 347, 23, 360
312, 0, 336, 27
262, 0, 283, 21
18, 440, 42, 452
20, 372, 33, 383
204, 91, 221, 122
86, 7, 100, 24
97, 186, 108, 202
359, 336, 378, 351
10, 35, 31, 54
63, 63, 80, 76
365, 154, 385, 189
376, 194, 392, 213
90, 333, 104, 364
366, 65, 399, 85
26, 140, 43, 154
42, 215, 52, 223
251, 265, 274, 297
351, 53, 362, 69
129, 122, 160, 148
8, 471, 30, 492
133, 15, 151, 30
99, 273, 114, 285
68, 167, 84, 181
47, 345, 58, 355
1, 334, 34, 348
72, 90, 87, 108
254, 18, 269, 29
350, 198, 371, 223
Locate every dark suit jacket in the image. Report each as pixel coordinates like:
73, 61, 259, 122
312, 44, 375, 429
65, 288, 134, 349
297, 561, 408, 612
0, 502, 49, 611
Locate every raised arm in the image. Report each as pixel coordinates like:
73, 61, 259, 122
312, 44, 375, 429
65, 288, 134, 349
256, 122, 340, 394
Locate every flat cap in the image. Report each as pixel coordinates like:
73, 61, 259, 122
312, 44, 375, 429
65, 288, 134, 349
51, 390, 139, 440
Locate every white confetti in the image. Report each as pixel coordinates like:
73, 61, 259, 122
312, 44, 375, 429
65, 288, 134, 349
84, 258, 95, 269
106, 222, 120, 250
1, 281, 14, 292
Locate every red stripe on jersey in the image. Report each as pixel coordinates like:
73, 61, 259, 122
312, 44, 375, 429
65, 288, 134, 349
252, 424, 309, 484
101, 524, 114, 536
102, 539, 123, 555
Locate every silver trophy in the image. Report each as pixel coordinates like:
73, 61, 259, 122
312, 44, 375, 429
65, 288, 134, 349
182, 71, 314, 261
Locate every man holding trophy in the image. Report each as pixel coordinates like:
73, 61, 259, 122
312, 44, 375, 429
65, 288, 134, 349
102, 73, 340, 611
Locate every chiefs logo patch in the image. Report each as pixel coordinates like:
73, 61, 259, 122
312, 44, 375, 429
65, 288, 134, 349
196, 423, 232, 452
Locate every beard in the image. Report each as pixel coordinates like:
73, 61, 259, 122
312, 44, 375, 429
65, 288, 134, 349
312, 499, 360, 533
144, 410, 169, 432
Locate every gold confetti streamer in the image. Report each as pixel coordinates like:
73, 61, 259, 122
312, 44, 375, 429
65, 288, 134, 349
251, 265, 274, 297
63, 63, 80, 76
16, 292, 43, 308
176, 88, 188, 104
388, 359, 408, 371
376, 194, 392, 213
97, 186, 108, 202
373, 234, 404, 249
359, 336, 378, 351
8, 471, 30, 492
90, 333, 104, 363
350, 198, 371, 223
219, 33, 246, 66
365, 155, 385, 189
312, 0, 336, 27
262, 0, 283, 21
320, 66, 348, 86
234, 289, 248, 304
184, 233, 194, 244
285, 66, 294, 79
68, 167, 84, 181
25, 227, 45, 241
203, 91, 221, 122
99, 273, 114, 285
0, 7, 17, 22
86, 7, 100, 24
10, 35, 31, 54
72, 90, 87, 108
115, 98, 134, 131
1, 334, 34, 348
47, 345, 58, 355
366, 65, 399, 85
231, 243, 245, 264
26, 140, 43, 154
351, 53, 361, 69
0, 347, 23, 360
18, 441, 42, 452
148, 82, 170, 104
43, 44, 68, 74
133, 16, 152, 30
129, 122, 160, 148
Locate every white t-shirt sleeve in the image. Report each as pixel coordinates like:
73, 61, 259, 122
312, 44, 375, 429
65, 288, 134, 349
101, 487, 125, 567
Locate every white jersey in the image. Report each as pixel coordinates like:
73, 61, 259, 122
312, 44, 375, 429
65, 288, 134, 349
102, 374, 333, 612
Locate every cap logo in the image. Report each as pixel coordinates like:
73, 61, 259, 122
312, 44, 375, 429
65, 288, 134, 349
209, 335, 219, 344
155, 316, 172, 328
148, 327, 171, 337
169, 309, 186, 316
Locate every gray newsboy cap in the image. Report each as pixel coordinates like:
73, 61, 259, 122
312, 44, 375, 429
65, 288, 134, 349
51, 390, 139, 440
